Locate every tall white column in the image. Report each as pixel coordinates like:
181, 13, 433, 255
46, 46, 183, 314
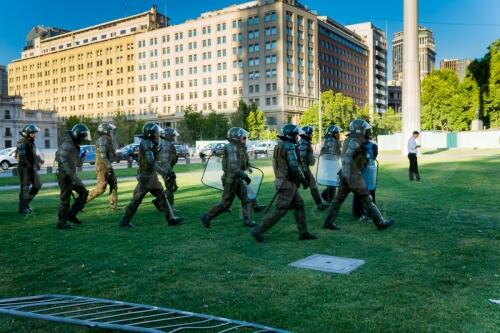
402, 0, 421, 154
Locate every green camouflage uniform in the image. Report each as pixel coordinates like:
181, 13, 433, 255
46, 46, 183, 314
299, 137, 327, 210
16, 137, 42, 212
320, 136, 342, 202
157, 138, 178, 208
87, 134, 117, 209
56, 133, 88, 226
120, 138, 180, 226
202, 141, 254, 227
324, 135, 391, 229
252, 140, 315, 239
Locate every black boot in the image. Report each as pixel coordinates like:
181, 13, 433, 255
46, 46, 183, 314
366, 202, 395, 230
250, 227, 265, 243
67, 211, 82, 224
167, 217, 184, 226
56, 221, 73, 229
409, 171, 414, 181
200, 214, 211, 228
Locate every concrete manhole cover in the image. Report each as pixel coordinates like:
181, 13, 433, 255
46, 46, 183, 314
289, 254, 365, 274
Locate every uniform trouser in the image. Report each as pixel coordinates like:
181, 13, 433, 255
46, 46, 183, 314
18, 166, 41, 209
305, 168, 323, 206
160, 174, 178, 207
408, 153, 420, 180
87, 167, 117, 209
254, 180, 309, 236
352, 190, 376, 218
206, 178, 251, 223
58, 172, 88, 222
122, 174, 174, 224
325, 175, 385, 226
321, 186, 337, 202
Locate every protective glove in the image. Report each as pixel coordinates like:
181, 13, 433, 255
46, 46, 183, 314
243, 175, 252, 185
167, 171, 176, 179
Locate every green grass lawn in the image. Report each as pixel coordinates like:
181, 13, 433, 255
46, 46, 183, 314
0, 156, 499, 332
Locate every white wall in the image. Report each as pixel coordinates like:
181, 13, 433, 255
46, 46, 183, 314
378, 130, 500, 151
457, 130, 500, 148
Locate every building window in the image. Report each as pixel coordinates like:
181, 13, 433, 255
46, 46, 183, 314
4, 140, 12, 148
4, 110, 11, 119
44, 128, 50, 137
5, 128, 12, 137
267, 117, 277, 125
45, 139, 50, 149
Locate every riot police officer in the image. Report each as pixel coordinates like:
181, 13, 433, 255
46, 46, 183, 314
55, 124, 91, 229
299, 125, 328, 211
320, 125, 342, 203
87, 123, 118, 210
323, 119, 394, 231
251, 124, 317, 242
120, 123, 183, 228
152, 127, 179, 212
200, 127, 255, 228
16, 124, 42, 214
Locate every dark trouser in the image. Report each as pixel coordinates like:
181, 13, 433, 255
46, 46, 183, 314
122, 173, 175, 225
305, 169, 324, 207
253, 180, 309, 236
352, 190, 376, 218
18, 166, 42, 211
162, 174, 178, 207
205, 178, 251, 223
58, 172, 88, 223
87, 167, 118, 210
408, 153, 420, 180
325, 175, 386, 227
321, 186, 337, 203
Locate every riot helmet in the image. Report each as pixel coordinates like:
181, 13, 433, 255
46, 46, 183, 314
278, 124, 301, 143
70, 124, 91, 145
161, 127, 179, 142
325, 125, 342, 138
300, 125, 314, 140
21, 124, 40, 140
143, 123, 161, 143
348, 119, 372, 137
97, 123, 116, 136
227, 127, 249, 145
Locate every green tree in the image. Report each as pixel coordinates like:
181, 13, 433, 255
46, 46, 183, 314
300, 90, 366, 142
421, 69, 476, 131
246, 108, 265, 139
372, 107, 402, 135
204, 112, 229, 140
485, 39, 500, 128
230, 100, 252, 128
176, 108, 205, 144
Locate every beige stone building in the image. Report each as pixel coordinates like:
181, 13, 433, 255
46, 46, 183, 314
138, 0, 320, 128
8, 0, 369, 128
8, 6, 166, 120
392, 27, 436, 83
440, 58, 471, 81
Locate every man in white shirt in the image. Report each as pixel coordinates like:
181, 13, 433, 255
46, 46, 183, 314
407, 131, 421, 181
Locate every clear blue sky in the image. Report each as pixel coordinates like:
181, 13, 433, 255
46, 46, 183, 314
1, 0, 498, 79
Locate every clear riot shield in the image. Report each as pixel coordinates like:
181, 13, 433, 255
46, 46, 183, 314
316, 154, 342, 186
362, 159, 378, 191
201, 155, 264, 199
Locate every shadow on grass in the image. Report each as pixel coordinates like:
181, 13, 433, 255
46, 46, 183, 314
422, 148, 449, 155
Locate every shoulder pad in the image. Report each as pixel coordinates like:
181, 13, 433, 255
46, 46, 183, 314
282, 141, 297, 151
225, 143, 237, 153
347, 138, 361, 150
142, 139, 154, 150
